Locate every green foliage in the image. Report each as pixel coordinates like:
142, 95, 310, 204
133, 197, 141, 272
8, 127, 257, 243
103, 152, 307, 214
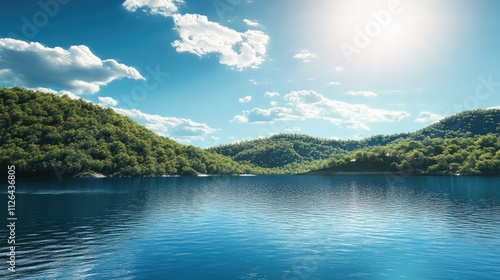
209, 109, 500, 175
412, 110, 500, 139
2, 87, 499, 177
207, 134, 364, 174
319, 135, 500, 175
0, 87, 249, 177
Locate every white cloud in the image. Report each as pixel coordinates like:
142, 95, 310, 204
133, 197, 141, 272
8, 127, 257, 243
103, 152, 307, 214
244, 107, 294, 123
326, 82, 342, 86
112, 108, 216, 143
248, 79, 270, 85
98, 96, 118, 107
335, 67, 344, 72
0, 38, 144, 94
283, 127, 301, 133
415, 111, 444, 124
34, 87, 82, 100
345, 91, 378, 97
230, 115, 249, 123
232, 90, 409, 130
243, 19, 261, 27
239, 96, 252, 103
353, 132, 367, 140
383, 89, 402, 93
293, 49, 317, 63
172, 14, 269, 70
264, 91, 280, 98
270, 101, 277, 106
122, 0, 183, 17
487, 106, 500, 110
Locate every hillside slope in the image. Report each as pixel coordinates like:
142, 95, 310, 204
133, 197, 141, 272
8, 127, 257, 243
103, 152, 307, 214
411, 109, 500, 139
312, 134, 500, 175
208, 110, 500, 173
0, 87, 250, 177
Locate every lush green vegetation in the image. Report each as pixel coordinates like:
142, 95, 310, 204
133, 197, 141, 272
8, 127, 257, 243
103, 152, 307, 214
209, 109, 500, 174
2, 87, 499, 177
208, 134, 356, 173
0, 87, 252, 177
316, 134, 500, 175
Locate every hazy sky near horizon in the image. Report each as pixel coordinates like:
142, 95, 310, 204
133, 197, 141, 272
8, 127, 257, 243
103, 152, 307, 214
1, 0, 499, 147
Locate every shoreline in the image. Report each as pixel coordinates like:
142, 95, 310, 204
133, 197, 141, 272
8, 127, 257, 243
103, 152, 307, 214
301, 170, 403, 176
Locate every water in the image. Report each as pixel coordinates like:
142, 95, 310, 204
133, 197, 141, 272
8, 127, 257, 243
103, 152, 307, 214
3, 175, 500, 279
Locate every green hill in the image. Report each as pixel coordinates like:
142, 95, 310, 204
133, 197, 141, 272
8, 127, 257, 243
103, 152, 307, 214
0, 87, 251, 177
208, 109, 500, 173
2, 87, 499, 177
312, 134, 500, 175
411, 109, 500, 139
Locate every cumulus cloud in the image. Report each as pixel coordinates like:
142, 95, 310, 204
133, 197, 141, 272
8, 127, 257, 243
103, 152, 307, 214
230, 115, 249, 123
34, 87, 82, 100
239, 96, 252, 103
264, 91, 280, 98
283, 127, 301, 133
112, 108, 217, 143
232, 90, 409, 130
326, 82, 342, 86
0, 38, 144, 94
345, 91, 378, 97
270, 101, 277, 106
171, 14, 269, 70
122, 0, 183, 17
243, 19, 261, 27
98, 96, 119, 107
238, 107, 294, 123
487, 106, 500, 110
293, 49, 317, 63
249, 79, 270, 85
415, 111, 444, 124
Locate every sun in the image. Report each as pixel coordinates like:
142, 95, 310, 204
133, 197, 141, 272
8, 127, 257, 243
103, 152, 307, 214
304, 0, 454, 72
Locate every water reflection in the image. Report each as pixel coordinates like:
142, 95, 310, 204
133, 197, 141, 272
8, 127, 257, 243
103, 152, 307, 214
4, 175, 500, 279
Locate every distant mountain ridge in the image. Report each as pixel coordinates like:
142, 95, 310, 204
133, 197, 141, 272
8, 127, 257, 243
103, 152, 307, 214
1, 87, 499, 177
208, 109, 500, 173
411, 109, 500, 139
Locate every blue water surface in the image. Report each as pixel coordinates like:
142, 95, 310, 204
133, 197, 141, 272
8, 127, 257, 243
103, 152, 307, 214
3, 175, 500, 279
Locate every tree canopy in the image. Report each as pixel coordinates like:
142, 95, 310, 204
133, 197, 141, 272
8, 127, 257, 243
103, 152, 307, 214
2, 87, 499, 177
0, 87, 252, 177
209, 109, 500, 174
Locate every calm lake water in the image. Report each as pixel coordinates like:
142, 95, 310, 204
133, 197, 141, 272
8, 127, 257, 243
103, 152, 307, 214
3, 175, 500, 279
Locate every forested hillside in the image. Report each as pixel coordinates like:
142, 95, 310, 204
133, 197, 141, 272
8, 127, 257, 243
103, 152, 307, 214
209, 109, 500, 174
314, 134, 500, 175
0, 87, 251, 177
412, 109, 500, 139
2, 87, 499, 177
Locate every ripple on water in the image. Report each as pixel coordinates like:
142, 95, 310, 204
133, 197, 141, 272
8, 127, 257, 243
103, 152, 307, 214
4, 176, 500, 280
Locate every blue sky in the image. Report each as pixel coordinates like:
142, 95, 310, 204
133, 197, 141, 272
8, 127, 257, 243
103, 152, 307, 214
1, 0, 499, 147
